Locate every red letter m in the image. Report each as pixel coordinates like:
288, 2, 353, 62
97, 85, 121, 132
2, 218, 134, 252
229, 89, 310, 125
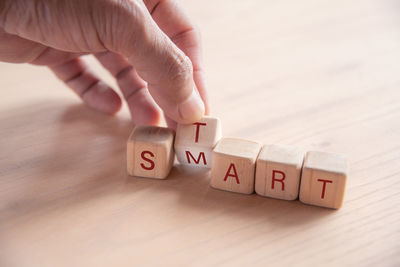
185, 151, 207, 165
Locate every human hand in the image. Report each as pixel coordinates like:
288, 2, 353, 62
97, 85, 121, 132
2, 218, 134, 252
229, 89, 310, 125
0, 0, 208, 127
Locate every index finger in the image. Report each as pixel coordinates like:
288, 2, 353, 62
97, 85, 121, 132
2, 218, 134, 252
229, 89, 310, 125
144, 0, 210, 114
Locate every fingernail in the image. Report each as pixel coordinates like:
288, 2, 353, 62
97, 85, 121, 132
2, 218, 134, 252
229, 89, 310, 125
178, 88, 205, 123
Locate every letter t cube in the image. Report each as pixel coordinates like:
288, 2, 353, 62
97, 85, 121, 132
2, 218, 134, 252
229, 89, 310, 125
174, 116, 222, 168
299, 151, 348, 209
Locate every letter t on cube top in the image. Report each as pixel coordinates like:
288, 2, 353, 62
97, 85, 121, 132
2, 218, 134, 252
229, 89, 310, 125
174, 116, 222, 168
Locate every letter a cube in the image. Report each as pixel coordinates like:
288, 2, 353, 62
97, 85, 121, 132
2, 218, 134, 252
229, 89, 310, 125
210, 138, 261, 194
174, 116, 222, 168
299, 151, 348, 209
127, 126, 175, 179
255, 144, 304, 200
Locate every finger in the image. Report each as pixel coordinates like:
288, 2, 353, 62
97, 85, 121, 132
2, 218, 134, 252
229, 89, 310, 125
50, 56, 122, 114
0, 26, 46, 63
90, 1, 205, 123
95, 51, 161, 125
31, 47, 86, 66
144, 0, 210, 114
0, 29, 89, 69
0, 27, 120, 115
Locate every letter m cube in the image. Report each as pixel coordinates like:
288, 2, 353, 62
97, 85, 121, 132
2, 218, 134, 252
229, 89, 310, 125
174, 116, 222, 168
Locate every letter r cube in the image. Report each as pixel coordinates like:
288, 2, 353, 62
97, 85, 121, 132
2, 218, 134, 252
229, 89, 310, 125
127, 126, 175, 179
255, 144, 304, 201
174, 116, 222, 168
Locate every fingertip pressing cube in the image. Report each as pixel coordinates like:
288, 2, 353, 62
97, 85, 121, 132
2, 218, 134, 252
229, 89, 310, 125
127, 126, 175, 179
255, 144, 304, 200
210, 138, 262, 194
174, 116, 222, 168
299, 151, 348, 209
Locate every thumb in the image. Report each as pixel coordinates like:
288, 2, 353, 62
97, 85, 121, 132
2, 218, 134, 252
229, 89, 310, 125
91, 1, 205, 124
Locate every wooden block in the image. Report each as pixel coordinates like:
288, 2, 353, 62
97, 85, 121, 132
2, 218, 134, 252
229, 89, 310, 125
174, 116, 222, 168
210, 138, 261, 194
255, 144, 304, 200
127, 126, 175, 179
299, 151, 348, 209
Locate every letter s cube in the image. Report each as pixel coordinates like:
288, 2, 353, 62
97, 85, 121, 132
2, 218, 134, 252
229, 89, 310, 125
127, 126, 175, 179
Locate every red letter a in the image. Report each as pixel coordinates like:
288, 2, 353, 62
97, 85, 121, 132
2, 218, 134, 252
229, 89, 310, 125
223, 163, 240, 184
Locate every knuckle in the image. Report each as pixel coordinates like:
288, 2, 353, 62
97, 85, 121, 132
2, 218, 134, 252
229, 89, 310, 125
165, 51, 193, 87
94, 0, 148, 52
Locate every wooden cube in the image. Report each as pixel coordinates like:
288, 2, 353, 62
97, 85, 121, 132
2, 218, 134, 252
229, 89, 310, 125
210, 138, 261, 194
299, 151, 348, 209
255, 144, 304, 200
127, 126, 175, 179
174, 116, 222, 168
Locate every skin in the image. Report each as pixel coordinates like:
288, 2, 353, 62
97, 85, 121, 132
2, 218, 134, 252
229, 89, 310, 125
0, 0, 209, 128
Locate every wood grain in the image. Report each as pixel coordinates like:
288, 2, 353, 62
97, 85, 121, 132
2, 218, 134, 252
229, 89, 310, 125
1, 0, 400, 266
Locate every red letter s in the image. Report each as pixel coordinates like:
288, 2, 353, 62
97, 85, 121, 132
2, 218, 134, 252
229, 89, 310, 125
140, 150, 155, 170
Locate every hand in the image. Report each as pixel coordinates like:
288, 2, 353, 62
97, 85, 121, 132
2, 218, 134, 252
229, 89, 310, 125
0, 0, 208, 127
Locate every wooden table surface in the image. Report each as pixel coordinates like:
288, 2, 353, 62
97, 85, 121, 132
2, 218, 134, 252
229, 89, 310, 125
1, 0, 399, 266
